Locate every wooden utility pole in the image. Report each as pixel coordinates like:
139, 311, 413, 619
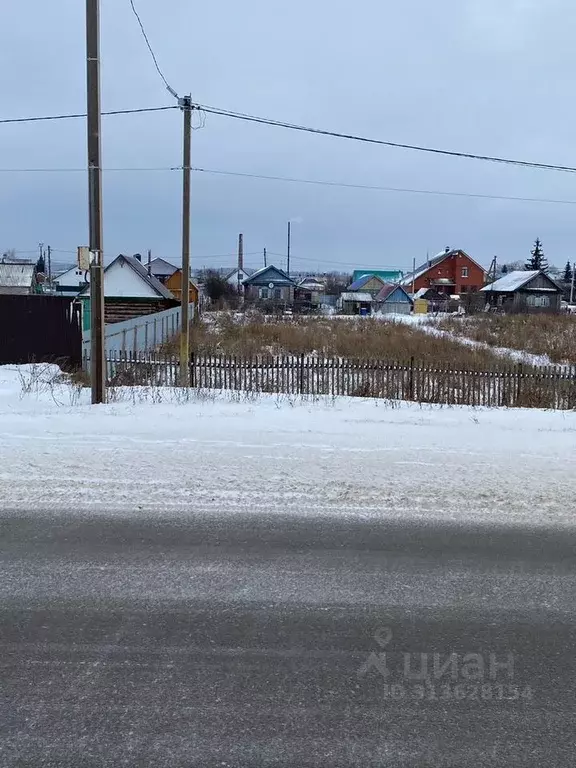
86, 0, 105, 404
47, 245, 52, 290
179, 95, 192, 386
287, 221, 291, 276
411, 257, 416, 297
570, 262, 575, 305
263, 247, 267, 268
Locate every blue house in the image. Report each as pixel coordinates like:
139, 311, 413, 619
340, 282, 413, 315
243, 265, 296, 307
374, 283, 413, 315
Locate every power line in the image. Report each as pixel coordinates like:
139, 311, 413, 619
192, 166, 576, 206
6, 160, 576, 206
3, 97, 576, 176
0, 105, 177, 125
3, 163, 576, 206
195, 102, 576, 174
128, 0, 178, 99
266, 252, 402, 269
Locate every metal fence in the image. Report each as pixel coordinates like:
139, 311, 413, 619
83, 351, 576, 410
82, 303, 194, 357
0, 295, 82, 366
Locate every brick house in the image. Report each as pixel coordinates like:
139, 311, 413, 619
401, 248, 485, 296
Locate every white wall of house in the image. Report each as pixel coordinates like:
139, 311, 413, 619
54, 266, 88, 288
226, 268, 251, 287
104, 260, 159, 298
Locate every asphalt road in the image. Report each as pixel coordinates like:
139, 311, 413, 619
1, 511, 575, 767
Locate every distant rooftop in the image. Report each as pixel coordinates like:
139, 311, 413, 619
480, 270, 541, 292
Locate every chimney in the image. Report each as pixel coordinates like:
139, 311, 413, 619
147, 249, 152, 276
238, 233, 244, 272
133, 253, 142, 262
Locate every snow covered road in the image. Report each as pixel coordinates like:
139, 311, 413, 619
0, 366, 575, 525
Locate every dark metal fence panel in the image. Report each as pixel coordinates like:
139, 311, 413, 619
0, 295, 82, 366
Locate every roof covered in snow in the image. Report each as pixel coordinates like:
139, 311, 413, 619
480, 270, 540, 292
340, 292, 373, 302
78, 254, 176, 300
242, 265, 295, 286
148, 258, 179, 277
0, 262, 35, 288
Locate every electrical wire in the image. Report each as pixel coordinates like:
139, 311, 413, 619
2, 98, 576, 176
195, 102, 576, 174
2, 163, 576, 206
0, 105, 177, 125
191, 166, 576, 206
128, 0, 178, 99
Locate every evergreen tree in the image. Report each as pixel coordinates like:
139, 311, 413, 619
36, 254, 45, 274
501, 264, 508, 275
525, 238, 549, 272
563, 261, 573, 284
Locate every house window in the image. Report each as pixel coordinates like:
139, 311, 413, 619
259, 288, 269, 299
527, 294, 550, 307
461, 267, 469, 278
274, 288, 281, 300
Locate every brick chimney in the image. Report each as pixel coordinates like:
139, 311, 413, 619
238, 233, 244, 273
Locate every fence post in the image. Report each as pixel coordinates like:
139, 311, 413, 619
409, 356, 415, 401
190, 351, 195, 388
516, 362, 523, 405
299, 352, 305, 395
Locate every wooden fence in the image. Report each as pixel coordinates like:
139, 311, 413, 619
83, 351, 576, 410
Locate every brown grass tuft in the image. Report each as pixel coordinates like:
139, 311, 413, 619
162, 313, 525, 371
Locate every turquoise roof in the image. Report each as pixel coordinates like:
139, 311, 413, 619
352, 269, 404, 283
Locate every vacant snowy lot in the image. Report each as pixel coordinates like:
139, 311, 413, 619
1, 365, 575, 525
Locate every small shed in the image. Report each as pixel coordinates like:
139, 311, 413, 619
340, 292, 374, 315
481, 270, 562, 313
374, 284, 413, 315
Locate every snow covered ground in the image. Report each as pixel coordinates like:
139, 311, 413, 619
1, 364, 575, 525
384, 313, 569, 368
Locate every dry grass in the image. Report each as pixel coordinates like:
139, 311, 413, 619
434, 314, 576, 364
161, 312, 523, 371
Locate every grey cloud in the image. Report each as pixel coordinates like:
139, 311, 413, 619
1, 0, 576, 273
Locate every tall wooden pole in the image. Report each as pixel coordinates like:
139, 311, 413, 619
86, 0, 105, 404
179, 96, 192, 386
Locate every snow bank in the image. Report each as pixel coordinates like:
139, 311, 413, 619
0, 365, 575, 525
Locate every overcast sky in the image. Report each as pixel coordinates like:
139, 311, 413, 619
2, 0, 576, 273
